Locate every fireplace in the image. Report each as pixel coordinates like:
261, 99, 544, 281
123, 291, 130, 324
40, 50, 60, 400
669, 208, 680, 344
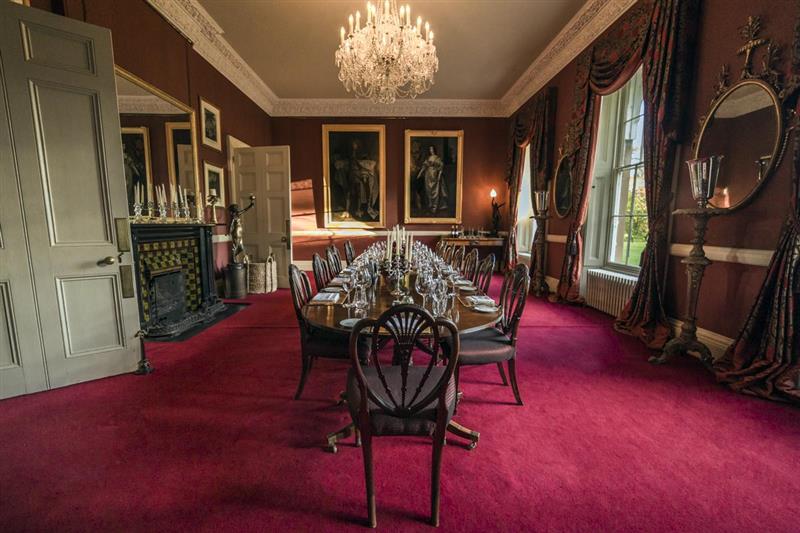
151, 268, 186, 324
131, 223, 225, 338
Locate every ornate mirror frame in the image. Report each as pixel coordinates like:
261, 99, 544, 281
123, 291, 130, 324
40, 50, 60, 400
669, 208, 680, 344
692, 16, 796, 212
552, 151, 573, 219
114, 66, 202, 204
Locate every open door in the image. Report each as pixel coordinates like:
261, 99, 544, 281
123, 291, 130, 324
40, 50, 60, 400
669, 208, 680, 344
0, 2, 140, 395
233, 146, 292, 288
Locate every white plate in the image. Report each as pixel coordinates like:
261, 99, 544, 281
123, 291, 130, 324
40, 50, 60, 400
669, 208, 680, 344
455, 279, 472, 286
458, 285, 476, 292
322, 287, 343, 293
340, 318, 360, 328
473, 305, 499, 313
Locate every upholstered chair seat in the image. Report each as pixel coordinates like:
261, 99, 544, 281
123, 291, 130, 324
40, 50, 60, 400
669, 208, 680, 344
305, 328, 368, 360
447, 328, 514, 365
346, 366, 457, 436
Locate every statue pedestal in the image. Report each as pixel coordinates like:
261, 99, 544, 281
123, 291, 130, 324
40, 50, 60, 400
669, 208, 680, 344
224, 263, 247, 299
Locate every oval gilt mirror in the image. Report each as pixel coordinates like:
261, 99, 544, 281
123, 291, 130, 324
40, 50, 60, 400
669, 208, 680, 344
552, 154, 572, 218
695, 79, 782, 210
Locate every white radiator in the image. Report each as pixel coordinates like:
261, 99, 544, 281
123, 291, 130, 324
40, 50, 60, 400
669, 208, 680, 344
584, 269, 637, 317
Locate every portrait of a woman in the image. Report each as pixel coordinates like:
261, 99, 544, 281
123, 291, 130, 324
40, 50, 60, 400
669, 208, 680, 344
405, 130, 463, 224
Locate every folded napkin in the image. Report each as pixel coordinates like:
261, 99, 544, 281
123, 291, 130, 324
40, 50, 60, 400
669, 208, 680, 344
310, 292, 340, 305
467, 295, 495, 305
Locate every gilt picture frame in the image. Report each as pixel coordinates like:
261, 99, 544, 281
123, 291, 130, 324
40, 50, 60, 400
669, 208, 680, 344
199, 97, 222, 151
322, 124, 386, 228
404, 130, 463, 224
120, 126, 153, 216
203, 161, 226, 207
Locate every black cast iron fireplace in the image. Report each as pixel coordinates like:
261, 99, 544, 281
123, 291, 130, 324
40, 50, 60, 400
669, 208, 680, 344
131, 223, 225, 339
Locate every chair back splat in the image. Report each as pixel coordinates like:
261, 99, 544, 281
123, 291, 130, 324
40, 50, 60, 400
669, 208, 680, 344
289, 264, 313, 332
474, 253, 495, 293
327, 245, 343, 275
312, 252, 333, 290
450, 246, 464, 272
499, 263, 530, 343
462, 249, 479, 281
350, 305, 459, 418
344, 240, 356, 265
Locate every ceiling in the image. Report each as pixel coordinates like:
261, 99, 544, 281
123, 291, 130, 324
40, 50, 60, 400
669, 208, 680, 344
197, 0, 587, 100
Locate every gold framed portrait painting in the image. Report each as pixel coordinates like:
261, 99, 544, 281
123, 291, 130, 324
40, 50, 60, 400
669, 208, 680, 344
404, 130, 463, 224
120, 126, 153, 216
322, 124, 386, 228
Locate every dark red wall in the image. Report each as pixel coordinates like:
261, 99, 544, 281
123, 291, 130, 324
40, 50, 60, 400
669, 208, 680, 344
519, 0, 796, 339
34, 0, 273, 271
271, 117, 510, 260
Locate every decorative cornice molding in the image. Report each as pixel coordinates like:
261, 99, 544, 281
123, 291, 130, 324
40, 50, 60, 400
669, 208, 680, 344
500, 0, 637, 116
669, 244, 774, 267
145, 0, 278, 115
273, 98, 505, 118
146, 0, 634, 118
118, 95, 184, 115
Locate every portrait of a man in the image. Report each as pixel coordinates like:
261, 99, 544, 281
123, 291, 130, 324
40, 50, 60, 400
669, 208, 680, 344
404, 130, 463, 224
121, 127, 152, 215
323, 125, 385, 228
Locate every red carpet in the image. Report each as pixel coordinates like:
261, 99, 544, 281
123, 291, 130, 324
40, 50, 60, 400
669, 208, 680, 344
1, 279, 798, 532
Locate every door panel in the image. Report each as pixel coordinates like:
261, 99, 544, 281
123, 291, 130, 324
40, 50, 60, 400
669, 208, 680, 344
1, 2, 140, 391
0, 51, 49, 399
234, 146, 292, 287
0, 282, 21, 368
56, 275, 124, 357
31, 82, 111, 245
21, 21, 97, 74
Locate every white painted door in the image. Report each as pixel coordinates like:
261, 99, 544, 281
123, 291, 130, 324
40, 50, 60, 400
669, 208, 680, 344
234, 146, 292, 288
0, 2, 140, 391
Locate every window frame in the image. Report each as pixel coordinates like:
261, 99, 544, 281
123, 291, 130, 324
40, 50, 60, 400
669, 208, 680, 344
602, 69, 646, 276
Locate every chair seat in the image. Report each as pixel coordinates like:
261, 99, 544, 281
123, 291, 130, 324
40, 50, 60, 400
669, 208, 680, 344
346, 366, 456, 436
444, 327, 515, 365
305, 328, 367, 360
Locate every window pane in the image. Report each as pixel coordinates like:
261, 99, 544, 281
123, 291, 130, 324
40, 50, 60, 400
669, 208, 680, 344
621, 114, 644, 165
612, 167, 635, 217
608, 215, 630, 265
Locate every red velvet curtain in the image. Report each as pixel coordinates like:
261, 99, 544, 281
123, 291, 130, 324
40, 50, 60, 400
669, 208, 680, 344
505, 89, 557, 269
555, 0, 699, 352
712, 11, 800, 403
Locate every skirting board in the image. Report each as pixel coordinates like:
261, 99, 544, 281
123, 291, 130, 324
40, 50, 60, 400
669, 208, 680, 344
668, 319, 734, 360
542, 274, 732, 359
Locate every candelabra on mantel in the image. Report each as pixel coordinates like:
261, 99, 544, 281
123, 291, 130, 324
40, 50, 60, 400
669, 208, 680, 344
531, 190, 550, 297
651, 156, 726, 367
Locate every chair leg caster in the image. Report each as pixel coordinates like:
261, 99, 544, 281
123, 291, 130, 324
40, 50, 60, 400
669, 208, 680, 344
446, 420, 480, 451
325, 422, 355, 454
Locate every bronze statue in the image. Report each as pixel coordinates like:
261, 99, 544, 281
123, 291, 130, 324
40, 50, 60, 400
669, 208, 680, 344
228, 194, 256, 264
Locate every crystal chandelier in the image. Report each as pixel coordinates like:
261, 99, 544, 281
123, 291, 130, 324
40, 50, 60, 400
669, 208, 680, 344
335, 0, 438, 104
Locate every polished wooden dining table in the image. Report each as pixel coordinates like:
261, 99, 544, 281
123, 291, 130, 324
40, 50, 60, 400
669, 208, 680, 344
302, 273, 502, 336
302, 269, 496, 452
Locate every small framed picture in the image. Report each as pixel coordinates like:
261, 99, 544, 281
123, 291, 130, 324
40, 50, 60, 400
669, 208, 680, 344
203, 162, 226, 207
199, 97, 222, 151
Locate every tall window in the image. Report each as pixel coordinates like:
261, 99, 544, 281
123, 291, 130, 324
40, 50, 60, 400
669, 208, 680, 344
515, 146, 535, 258
585, 68, 646, 275
608, 69, 646, 269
